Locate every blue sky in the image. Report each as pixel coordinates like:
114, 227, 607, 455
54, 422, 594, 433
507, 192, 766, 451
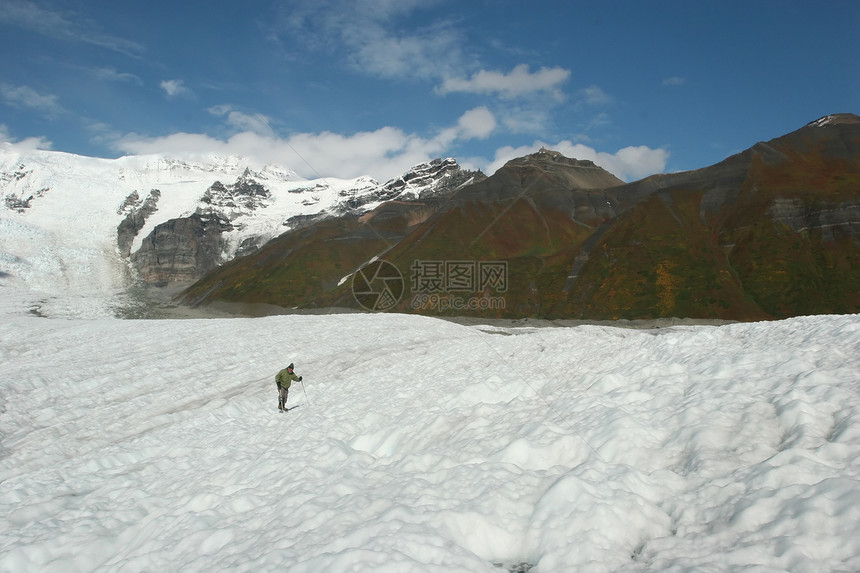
1, 0, 857, 182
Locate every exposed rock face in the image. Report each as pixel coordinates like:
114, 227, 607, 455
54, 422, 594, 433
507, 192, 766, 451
126, 172, 276, 284
197, 169, 272, 219
1, 161, 47, 212
376, 157, 486, 201
766, 197, 860, 243
3, 185, 49, 212
117, 189, 161, 257
506, 148, 625, 189
130, 213, 233, 285
336, 158, 485, 211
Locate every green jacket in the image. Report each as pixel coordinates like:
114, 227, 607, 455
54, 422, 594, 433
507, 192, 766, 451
276, 368, 300, 389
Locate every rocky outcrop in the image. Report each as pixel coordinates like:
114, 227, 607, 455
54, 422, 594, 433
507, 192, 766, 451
377, 157, 486, 201
336, 158, 485, 211
766, 197, 860, 243
117, 189, 161, 257
130, 213, 233, 285
197, 169, 272, 219
127, 174, 272, 284
3, 187, 49, 213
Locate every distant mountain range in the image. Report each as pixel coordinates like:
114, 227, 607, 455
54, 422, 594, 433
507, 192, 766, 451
181, 114, 860, 321
2, 114, 858, 320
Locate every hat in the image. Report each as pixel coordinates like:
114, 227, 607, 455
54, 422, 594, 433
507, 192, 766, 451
288, 363, 294, 369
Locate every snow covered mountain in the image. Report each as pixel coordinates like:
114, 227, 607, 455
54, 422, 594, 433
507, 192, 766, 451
0, 144, 476, 315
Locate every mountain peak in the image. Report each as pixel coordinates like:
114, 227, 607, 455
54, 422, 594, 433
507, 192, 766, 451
495, 148, 624, 190
504, 147, 602, 171
375, 157, 486, 201
806, 113, 860, 128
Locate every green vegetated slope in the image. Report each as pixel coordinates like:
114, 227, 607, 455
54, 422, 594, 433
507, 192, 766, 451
562, 189, 769, 320
564, 117, 860, 320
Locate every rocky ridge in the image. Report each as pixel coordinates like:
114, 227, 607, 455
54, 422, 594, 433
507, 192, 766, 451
127, 158, 480, 285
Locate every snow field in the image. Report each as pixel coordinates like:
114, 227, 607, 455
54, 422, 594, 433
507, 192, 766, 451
0, 312, 859, 571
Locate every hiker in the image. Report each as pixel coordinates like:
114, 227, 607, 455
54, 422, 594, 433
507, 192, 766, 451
276, 363, 302, 412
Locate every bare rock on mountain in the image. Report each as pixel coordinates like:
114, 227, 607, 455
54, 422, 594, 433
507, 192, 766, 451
117, 189, 161, 257
131, 213, 233, 286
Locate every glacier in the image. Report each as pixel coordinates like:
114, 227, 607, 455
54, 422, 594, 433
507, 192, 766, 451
0, 305, 858, 571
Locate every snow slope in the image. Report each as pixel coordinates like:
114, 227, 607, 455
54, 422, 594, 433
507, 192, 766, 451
1, 308, 858, 572
0, 144, 378, 312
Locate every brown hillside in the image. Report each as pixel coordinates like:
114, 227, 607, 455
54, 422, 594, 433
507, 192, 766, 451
182, 115, 860, 321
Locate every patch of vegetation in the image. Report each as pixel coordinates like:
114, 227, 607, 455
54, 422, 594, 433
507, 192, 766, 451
564, 191, 766, 320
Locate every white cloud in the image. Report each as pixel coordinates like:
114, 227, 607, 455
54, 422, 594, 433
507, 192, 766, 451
583, 112, 611, 131
85, 120, 122, 146
350, 26, 464, 81
112, 128, 421, 182
91, 67, 142, 85
0, 83, 64, 118
662, 76, 686, 86
599, 145, 670, 181
208, 104, 231, 116
160, 79, 194, 99
431, 107, 498, 151
456, 107, 496, 139
10, 136, 53, 150
208, 105, 275, 137
482, 141, 668, 182
437, 64, 570, 99
0, 124, 53, 149
580, 85, 614, 106
287, 128, 429, 180
96, 97, 637, 189
110, 107, 501, 182
112, 124, 667, 184
108, 98, 666, 184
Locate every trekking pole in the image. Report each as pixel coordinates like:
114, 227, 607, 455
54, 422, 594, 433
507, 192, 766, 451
300, 378, 310, 406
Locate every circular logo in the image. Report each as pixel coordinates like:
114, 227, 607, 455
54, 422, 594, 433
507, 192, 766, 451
351, 259, 404, 311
